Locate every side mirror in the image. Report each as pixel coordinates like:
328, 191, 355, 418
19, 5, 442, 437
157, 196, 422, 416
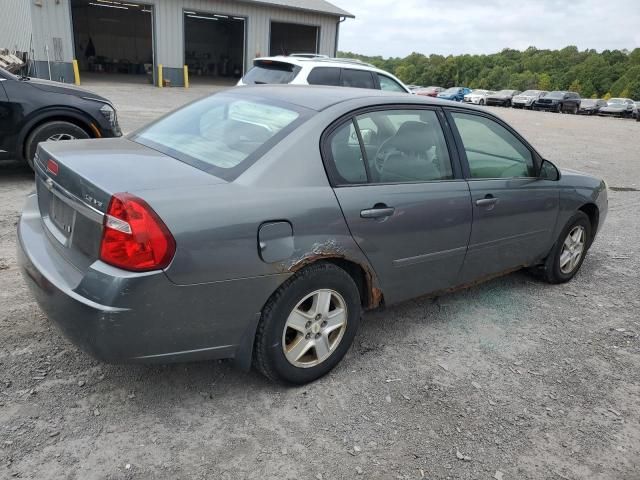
539, 159, 560, 181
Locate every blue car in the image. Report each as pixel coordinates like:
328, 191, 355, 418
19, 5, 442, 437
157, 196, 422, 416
437, 86, 472, 102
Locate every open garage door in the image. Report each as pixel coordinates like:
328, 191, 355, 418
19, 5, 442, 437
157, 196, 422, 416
270, 22, 319, 56
184, 11, 245, 84
71, 0, 154, 84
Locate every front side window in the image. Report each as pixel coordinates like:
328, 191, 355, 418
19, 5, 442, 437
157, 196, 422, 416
307, 67, 341, 86
378, 74, 406, 92
451, 112, 535, 179
341, 69, 375, 89
134, 95, 304, 180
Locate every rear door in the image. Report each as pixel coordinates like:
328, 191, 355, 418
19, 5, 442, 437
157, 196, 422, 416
446, 109, 560, 283
323, 106, 472, 304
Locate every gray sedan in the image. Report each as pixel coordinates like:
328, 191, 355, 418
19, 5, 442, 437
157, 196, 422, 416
18, 86, 608, 384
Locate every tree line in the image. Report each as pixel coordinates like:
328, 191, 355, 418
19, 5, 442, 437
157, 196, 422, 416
338, 46, 640, 99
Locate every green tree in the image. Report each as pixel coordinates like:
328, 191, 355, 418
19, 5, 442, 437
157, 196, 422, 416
538, 73, 552, 91
338, 46, 636, 96
568, 79, 582, 94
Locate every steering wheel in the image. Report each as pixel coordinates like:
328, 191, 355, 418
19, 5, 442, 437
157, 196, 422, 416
373, 137, 400, 175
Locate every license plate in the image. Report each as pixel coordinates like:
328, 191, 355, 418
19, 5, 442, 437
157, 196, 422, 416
50, 195, 75, 237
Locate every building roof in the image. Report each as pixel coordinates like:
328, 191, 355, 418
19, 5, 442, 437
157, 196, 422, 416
244, 0, 354, 18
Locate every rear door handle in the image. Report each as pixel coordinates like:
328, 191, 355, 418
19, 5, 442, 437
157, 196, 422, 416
360, 206, 395, 219
476, 197, 499, 207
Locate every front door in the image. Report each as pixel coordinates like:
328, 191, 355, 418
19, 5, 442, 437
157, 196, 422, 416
447, 110, 560, 283
324, 107, 472, 304
0, 78, 12, 160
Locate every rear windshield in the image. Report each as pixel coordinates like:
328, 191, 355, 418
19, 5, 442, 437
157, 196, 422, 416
242, 61, 301, 85
132, 94, 307, 180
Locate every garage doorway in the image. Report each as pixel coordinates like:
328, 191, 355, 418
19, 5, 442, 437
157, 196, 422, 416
70, 0, 155, 84
184, 11, 245, 84
270, 22, 319, 56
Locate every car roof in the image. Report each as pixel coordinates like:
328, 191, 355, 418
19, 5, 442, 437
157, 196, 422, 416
226, 84, 469, 112
254, 55, 378, 71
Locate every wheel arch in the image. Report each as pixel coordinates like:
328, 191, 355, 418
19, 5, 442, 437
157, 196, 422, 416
18, 108, 99, 160
288, 257, 384, 311
578, 203, 599, 246
234, 256, 383, 372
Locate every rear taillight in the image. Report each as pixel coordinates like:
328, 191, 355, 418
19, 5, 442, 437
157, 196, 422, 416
99, 193, 176, 272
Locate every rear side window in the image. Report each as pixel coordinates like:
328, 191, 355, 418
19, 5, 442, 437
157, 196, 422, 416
243, 62, 301, 84
326, 109, 453, 185
328, 121, 368, 184
133, 95, 306, 180
307, 67, 341, 86
378, 74, 406, 92
342, 69, 375, 89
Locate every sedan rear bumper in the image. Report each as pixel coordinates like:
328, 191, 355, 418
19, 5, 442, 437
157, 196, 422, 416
18, 194, 287, 365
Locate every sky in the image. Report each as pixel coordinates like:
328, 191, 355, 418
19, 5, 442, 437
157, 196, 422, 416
334, 0, 640, 58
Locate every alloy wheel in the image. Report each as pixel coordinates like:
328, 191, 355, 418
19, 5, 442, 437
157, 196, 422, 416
559, 226, 586, 274
282, 289, 348, 368
47, 133, 77, 141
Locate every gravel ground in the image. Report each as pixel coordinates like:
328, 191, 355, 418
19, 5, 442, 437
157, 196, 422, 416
1, 83, 639, 480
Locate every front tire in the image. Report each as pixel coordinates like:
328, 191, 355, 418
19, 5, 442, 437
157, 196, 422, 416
253, 263, 362, 384
540, 212, 592, 284
24, 121, 90, 170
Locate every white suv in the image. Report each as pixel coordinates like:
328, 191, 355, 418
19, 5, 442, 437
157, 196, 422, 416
238, 55, 411, 93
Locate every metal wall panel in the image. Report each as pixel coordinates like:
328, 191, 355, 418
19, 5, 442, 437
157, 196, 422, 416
27, 0, 342, 77
29, 0, 75, 63
0, 0, 34, 52
148, 0, 339, 68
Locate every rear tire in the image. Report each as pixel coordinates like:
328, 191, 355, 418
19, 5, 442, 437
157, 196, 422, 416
539, 211, 592, 284
24, 121, 90, 170
253, 263, 361, 385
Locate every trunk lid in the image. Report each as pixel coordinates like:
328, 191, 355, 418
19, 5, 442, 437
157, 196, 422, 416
34, 137, 224, 272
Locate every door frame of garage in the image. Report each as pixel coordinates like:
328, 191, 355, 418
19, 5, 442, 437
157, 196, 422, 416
182, 9, 248, 78
268, 19, 321, 56
67, 0, 157, 85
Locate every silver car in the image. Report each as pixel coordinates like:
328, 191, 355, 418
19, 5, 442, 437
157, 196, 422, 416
18, 86, 608, 384
512, 90, 548, 109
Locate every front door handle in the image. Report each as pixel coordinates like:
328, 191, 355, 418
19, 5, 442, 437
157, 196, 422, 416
360, 206, 395, 219
476, 196, 499, 207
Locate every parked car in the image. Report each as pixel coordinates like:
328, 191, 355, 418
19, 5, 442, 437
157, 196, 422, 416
0, 66, 121, 169
238, 56, 411, 93
512, 90, 547, 109
634, 101, 640, 121
486, 89, 521, 107
598, 98, 635, 118
437, 86, 472, 102
18, 85, 608, 385
578, 99, 608, 115
463, 89, 495, 105
414, 86, 444, 97
533, 91, 581, 113
406, 85, 424, 93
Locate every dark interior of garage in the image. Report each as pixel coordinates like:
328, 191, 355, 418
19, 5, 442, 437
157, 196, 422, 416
184, 13, 245, 81
270, 22, 318, 56
71, 0, 153, 81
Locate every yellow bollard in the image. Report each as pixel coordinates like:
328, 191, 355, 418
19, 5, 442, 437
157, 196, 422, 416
183, 65, 189, 89
157, 64, 163, 88
72, 59, 81, 85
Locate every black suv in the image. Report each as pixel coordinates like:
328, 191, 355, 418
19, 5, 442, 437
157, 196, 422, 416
0, 67, 121, 169
533, 91, 581, 114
